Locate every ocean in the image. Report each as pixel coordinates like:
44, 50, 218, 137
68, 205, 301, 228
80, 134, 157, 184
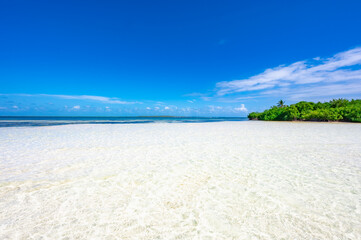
0, 116, 248, 127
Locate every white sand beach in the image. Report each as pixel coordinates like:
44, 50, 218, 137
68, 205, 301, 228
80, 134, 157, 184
0, 121, 361, 239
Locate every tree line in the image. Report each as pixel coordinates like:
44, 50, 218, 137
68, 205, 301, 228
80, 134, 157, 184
248, 99, 361, 122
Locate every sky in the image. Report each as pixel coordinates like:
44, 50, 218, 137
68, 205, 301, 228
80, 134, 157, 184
1, 0, 361, 116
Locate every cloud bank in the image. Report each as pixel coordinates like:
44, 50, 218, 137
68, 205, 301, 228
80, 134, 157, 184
216, 47, 361, 99
47, 94, 138, 104
0, 94, 139, 104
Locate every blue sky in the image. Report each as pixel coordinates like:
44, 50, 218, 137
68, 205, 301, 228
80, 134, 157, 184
1, 0, 361, 116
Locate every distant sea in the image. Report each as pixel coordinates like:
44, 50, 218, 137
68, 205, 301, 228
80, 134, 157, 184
0, 116, 248, 127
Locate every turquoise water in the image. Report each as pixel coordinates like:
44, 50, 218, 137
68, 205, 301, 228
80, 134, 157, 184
0, 116, 248, 127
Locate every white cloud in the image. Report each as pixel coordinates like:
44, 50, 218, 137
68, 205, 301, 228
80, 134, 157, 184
216, 47, 361, 98
12, 105, 19, 109
164, 106, 170, 110
208, 105, 223, 112
234, 104, 248, 112
0, 93, 140, 104
49, 94, 139, 104
73, 105, 80, 109
146, 107, 151, 110
262, 82, 361, 100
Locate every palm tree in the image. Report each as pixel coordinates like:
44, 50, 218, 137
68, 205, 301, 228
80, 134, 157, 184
277, 100, 285, 108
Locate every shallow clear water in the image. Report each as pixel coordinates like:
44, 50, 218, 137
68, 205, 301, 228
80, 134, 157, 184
0, 121, 360, 239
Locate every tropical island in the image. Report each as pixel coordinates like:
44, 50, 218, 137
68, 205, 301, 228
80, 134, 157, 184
248, 99, 361, 122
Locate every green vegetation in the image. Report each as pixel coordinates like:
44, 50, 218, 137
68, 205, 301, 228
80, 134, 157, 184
248, 99, 361, 122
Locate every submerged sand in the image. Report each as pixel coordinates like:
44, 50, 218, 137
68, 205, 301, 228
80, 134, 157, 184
0, 121, 360, 239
